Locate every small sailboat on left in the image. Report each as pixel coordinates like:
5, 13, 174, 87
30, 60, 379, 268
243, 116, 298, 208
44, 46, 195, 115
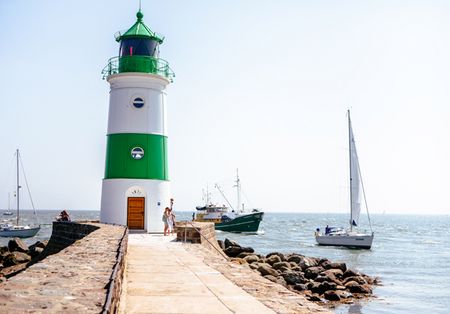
0, 149, 40, 238
2, 193, 13, 216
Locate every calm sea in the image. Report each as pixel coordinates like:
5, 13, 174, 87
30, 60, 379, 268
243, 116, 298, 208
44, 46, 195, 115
1, 210, 449, 314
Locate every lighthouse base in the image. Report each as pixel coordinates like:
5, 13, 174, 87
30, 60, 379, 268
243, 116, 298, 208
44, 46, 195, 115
100, 178, 170, 233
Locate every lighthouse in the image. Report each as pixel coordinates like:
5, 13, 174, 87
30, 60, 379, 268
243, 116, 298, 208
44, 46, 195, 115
100, 10, 174, 232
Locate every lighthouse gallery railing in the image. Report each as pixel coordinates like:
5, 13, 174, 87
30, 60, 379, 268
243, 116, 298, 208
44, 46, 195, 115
102, 56, 175, 81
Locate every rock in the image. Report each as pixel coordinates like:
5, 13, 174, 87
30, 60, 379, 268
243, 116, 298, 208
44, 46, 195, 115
343, 269, 360, 278
320, 260, 331, 269
230, 257, 247, 265
263, 275, 278, 283
249, 262, 260, 270
0, 246, 8, 255
343, 276, 367, 285
293, 283, 308, 291
217, 240, 225, 250
265, 254, 282, 266
336, 290, 353, 298
324, 290, 341, 301
8, 238, 28, 253
319, 281, 337, 292
266, 252, 287, 262
322, 268, 344, 279
3, 252, 31, 267
243, 254, 259, 264
257, 263, 279, 277
224, 238, 241, 248
298, 257, 320, 270
310, 282, 324, 294
329, 262, 347, 272
276, 276, 287, 286
319, 269, 343, 285
281, 270, 305, 285
307, 294, 323, 302
286, 254, 304, 264
223, 246, 253, 257
344, 281, 372, 294
28, 246, 44, 259
304, 266, 324, 279
272, 261, 291, 270
237, 252, 254, 259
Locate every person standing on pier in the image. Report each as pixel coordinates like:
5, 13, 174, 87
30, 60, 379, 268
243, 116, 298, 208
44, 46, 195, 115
163, 207, 170, 236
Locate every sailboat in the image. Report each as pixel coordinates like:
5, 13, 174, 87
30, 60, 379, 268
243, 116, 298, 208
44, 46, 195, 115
2, 193, 14, 216
194, 169, 264, 233
315, 111, 374, 249
0, 149, 41, 238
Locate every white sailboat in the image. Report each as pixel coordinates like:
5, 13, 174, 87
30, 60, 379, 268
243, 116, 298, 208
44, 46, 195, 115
0, 149, 40, 238
315, 111, 374, 249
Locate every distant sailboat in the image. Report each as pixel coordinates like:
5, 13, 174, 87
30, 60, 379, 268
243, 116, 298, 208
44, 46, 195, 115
0, 149, 40, 238
315, 111, 374, 249
2, 193, 13, 216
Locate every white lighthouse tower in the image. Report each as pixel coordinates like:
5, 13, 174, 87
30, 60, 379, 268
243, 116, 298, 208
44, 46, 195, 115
100, 10, 174, 232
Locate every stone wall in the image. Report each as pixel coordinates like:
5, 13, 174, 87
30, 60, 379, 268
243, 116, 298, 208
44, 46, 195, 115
0, 222, 127, 313
175, 221, 226, 257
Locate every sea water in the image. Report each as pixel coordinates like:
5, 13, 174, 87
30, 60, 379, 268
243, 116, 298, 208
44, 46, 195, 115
1, 210, 449, 314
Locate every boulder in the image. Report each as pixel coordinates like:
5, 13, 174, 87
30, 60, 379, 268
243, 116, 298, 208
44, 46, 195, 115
335, 290, 353, 298
3, 252, 31, 267
265, 254, 282, 266
307, 294, 323, 302
322, 268, 344, 279
329, 262, 347, 272
281, 270, 305, 285
224, 238, 241, 248
243, 254, 259, 264
257, 263, 279, 277
319, 269, 343, 285
224, 246, 254, 257
276, 276, 287, 287
8, 238, 28, 253
286, 254, 304, 264
237, 252, 254, 259
249, 263, 260, 270
217, 240, 225, 250
28, 246, 44, 259
272, 261, 291, 270
0, 246, 8, 255
343, 268, 360, 278
344, 281, 372, 294
324, 290, 341, 301
304, 266, 324, 279
266, 252, 287, 262
319, 281, 337, 292
263, 275, 278, 283
343, 276, 367, 285
293, 283, 308, 291
298, 257, 320, 270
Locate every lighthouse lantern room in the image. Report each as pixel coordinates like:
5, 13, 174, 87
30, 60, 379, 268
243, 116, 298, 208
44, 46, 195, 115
100, 10, 174, 232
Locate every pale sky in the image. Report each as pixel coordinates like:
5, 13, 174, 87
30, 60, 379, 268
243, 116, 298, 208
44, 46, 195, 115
0, 1, 449, 214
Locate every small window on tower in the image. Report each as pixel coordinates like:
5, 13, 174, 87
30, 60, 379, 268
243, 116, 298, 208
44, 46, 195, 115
133, 97, 145, 108
131, 147, 144, 160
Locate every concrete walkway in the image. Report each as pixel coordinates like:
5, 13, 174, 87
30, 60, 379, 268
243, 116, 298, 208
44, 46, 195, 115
120, 234, 275, 314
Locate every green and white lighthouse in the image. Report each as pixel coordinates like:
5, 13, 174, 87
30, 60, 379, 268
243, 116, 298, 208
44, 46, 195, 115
100, 11, 174, 232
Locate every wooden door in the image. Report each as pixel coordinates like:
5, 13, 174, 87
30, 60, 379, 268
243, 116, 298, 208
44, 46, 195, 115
127, 197, 145, 229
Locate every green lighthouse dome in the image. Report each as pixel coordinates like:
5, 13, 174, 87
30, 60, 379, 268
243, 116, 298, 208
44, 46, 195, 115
102, 11, 174, 81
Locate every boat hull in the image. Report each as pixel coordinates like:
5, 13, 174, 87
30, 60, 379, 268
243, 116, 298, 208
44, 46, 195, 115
315, 233, 374, 249
0, 226, 41, 238
215, 212, 264, 233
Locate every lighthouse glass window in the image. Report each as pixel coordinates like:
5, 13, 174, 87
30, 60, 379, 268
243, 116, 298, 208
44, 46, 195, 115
133, 97, 145, 108
131, 147, 144, 160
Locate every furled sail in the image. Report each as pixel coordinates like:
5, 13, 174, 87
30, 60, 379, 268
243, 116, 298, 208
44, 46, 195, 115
349, 115, 361, 227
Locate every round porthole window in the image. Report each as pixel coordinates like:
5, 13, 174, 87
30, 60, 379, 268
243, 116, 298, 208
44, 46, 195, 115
132, 97, 145, 108
131, 147, 144, 160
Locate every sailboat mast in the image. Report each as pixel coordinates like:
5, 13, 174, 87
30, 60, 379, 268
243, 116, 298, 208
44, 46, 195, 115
16, 149, 20, 226
347, 110, 353, 232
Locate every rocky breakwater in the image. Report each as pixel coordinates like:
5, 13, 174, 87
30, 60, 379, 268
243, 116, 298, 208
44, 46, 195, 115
219, 238, 379, 305
0, 238, 48, 279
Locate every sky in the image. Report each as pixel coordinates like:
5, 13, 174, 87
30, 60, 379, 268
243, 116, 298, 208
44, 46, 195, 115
0, 1, 449, 215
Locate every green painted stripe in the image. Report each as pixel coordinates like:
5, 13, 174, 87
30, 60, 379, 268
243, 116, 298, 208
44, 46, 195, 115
104, 133, 168, 180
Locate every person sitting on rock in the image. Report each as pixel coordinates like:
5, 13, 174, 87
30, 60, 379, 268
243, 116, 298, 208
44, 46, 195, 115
56, 210, 71, 222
